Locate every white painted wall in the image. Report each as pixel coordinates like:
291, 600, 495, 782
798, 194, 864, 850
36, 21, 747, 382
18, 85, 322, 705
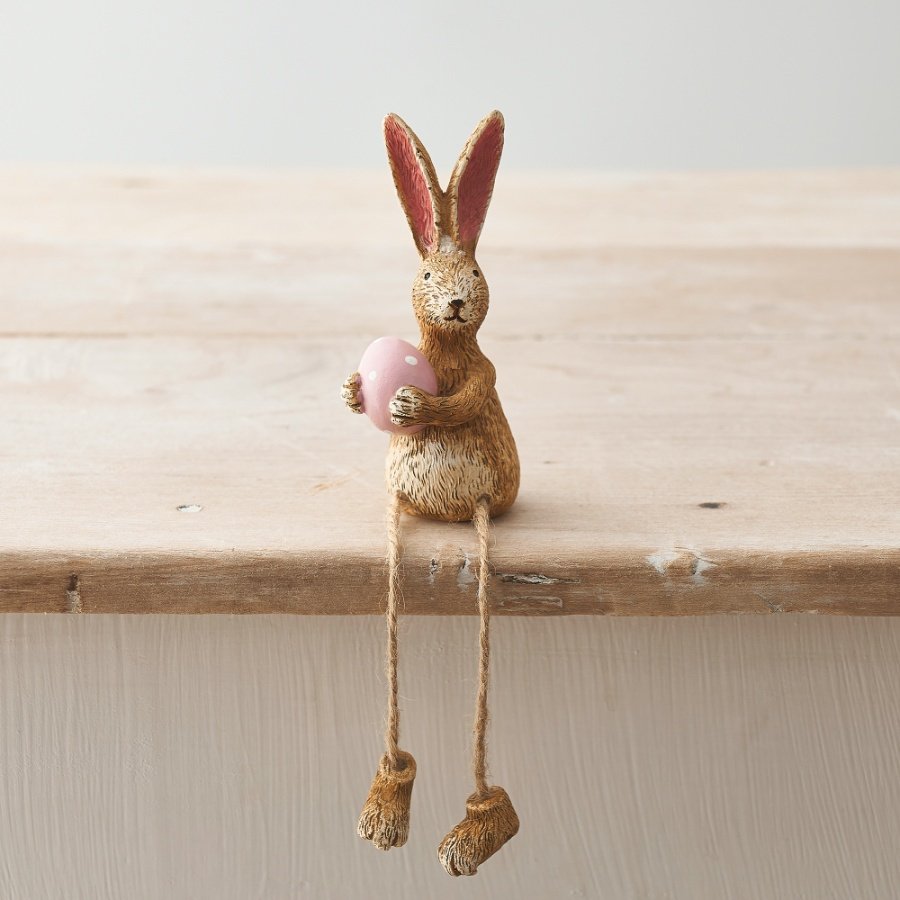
2, 614, 899, 899
1, 0, 899, 169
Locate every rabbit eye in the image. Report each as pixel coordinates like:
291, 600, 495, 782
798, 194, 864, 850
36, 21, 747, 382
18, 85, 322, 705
472, 270, 480, 277
423, 272, 431, 280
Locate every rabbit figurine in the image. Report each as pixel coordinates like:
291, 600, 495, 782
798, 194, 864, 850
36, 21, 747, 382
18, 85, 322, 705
344, 111, 520, 875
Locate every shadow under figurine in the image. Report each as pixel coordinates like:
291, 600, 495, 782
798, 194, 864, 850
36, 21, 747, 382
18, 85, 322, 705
342, 110, 520, 876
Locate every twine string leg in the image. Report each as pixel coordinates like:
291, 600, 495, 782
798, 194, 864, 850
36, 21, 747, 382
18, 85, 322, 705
385, 491, 402, 767
357, 492, 416, 851
437, 496, 519, 876
472, 496, 492, 797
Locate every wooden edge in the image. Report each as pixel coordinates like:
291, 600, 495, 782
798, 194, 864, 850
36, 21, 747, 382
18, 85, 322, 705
1, 548, 898, 615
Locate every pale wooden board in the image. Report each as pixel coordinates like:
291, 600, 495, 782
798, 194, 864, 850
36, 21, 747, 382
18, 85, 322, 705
1, 169, 898, 613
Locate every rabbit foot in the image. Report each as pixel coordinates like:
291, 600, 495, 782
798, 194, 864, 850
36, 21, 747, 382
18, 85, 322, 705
437, 786, 519, 876
357, 750, 417, 850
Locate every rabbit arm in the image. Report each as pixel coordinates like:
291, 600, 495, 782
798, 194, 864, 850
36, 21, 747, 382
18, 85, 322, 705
390, 367, 494, 428
342, 371, 363, 413
428, 374, 492, 426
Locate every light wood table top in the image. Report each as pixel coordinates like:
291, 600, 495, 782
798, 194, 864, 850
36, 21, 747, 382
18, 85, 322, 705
1, 169, 898, 614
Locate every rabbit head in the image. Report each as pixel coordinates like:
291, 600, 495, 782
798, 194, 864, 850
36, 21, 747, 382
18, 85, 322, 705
384, 111, 504, 337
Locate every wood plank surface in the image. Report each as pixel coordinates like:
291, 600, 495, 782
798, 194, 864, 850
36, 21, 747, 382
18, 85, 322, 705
1, 169, 898, 614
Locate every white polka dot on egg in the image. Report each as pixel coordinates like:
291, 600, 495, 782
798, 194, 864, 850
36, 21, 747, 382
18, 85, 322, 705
404, 356, 418, 366
368, 370, 377, 380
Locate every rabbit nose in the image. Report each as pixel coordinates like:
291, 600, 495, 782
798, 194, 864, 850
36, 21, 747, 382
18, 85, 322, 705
449, 298, 464, 309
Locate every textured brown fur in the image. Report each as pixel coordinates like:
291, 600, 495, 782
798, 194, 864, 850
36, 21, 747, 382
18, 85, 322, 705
343, 110, 519, 522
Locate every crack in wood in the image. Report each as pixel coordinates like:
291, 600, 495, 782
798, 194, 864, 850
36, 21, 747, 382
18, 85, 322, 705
66, 574, 83, 614
499, 595, 564, 612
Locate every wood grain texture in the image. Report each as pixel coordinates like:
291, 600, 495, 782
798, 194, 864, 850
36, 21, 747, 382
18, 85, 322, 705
1, 169, 898, 614
1, 614, 899, 899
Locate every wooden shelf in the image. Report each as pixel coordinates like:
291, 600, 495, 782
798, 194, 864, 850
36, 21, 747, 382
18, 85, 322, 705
1, 168, 898, 614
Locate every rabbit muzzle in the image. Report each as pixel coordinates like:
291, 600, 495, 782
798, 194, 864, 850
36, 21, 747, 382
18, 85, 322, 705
445, 299, 468, 322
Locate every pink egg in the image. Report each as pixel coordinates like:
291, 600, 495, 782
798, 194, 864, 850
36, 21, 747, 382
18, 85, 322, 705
357, 337, 438, 435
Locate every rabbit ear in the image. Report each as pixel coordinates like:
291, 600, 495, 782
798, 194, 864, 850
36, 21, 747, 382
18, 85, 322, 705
384, 113, 443, 257
447, 110, 505, 253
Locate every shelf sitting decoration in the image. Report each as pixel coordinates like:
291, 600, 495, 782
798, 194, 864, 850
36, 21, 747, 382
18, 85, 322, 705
341, 110, 520, 876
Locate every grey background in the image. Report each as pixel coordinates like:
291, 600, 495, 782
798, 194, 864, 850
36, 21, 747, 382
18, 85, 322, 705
1, 0, 898, 170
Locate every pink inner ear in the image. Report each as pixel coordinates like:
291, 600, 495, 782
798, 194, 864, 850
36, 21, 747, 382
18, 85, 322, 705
385, 118, 436, 253
457, 117, 503, 246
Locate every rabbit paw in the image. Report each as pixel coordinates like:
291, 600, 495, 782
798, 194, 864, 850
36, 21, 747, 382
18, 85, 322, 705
342, 371, 363, 414
389, 386, 431, 428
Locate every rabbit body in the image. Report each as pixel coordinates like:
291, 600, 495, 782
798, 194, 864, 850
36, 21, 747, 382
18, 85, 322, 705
387, 337, 519, 522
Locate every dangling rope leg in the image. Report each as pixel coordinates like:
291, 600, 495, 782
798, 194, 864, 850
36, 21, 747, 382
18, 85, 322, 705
472, 496, 493, 798
357, 493, 417, 850
438, 496, 519, 876
385, 491, 402, 768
